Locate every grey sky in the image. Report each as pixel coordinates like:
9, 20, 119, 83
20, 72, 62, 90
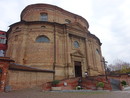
0, 0, 130, 64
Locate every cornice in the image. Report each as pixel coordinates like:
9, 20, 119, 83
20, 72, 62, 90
88, 32, 102, 46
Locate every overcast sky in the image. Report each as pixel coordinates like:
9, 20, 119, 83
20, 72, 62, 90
0, 0, 130, 64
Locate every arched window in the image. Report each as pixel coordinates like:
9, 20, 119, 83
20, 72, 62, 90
36, 35, 50, 43
74, 41, 80, 48
96, 49, 100, 54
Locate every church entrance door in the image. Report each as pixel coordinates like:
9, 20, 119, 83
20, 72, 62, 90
74, 61, 82, 77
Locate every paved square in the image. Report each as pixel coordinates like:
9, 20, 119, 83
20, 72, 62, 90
0, 87, 130, 98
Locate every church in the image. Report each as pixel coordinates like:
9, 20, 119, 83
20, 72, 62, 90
0, 4, 105, 91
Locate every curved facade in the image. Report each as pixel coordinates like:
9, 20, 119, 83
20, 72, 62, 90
6, 4, 104, 79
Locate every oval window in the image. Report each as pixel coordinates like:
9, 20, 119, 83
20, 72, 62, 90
65, 19, 71, 24
36, 35, 50, 43
74, 41, 79, 48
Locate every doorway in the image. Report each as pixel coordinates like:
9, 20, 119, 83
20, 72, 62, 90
74, 61, 82, 77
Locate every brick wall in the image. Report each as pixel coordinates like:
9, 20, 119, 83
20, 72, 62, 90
7, 70, 53, 90
108, 74, 130, 86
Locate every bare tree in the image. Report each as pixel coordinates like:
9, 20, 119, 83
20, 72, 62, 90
108, 59, 130, 74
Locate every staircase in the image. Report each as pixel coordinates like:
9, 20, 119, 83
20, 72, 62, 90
42, 76, 112, 91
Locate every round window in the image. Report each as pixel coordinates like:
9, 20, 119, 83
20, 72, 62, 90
74, 41, 79, 48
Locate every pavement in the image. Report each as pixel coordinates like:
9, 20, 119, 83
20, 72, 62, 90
0, 87, 130, 98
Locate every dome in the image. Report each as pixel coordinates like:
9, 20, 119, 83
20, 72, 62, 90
20, 3, 89, 28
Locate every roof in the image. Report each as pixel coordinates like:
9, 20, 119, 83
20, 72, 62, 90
88, 32, 102, 46
0, 57, 14, 62
9, 63, 55, 73
0, 30, 6, 33
21, 3, 89, 27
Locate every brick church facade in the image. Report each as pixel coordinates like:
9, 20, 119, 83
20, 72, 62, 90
0, 4, 105, 91
6, 4, 104, 79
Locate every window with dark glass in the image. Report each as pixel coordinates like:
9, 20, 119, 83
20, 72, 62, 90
96, 49, 100, 54
40, 13, 48, 21
36, 35, 50, 43
74, 41, 79, 48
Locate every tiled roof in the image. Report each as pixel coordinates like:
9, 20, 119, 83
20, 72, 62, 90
9, 63, 54, 73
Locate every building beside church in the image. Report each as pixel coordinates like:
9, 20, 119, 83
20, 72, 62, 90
0, 30, 7, 56
6, 4, 104, 80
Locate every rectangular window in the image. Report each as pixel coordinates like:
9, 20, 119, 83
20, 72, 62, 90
0, 39, 6, 44
40, 13, 48, 21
